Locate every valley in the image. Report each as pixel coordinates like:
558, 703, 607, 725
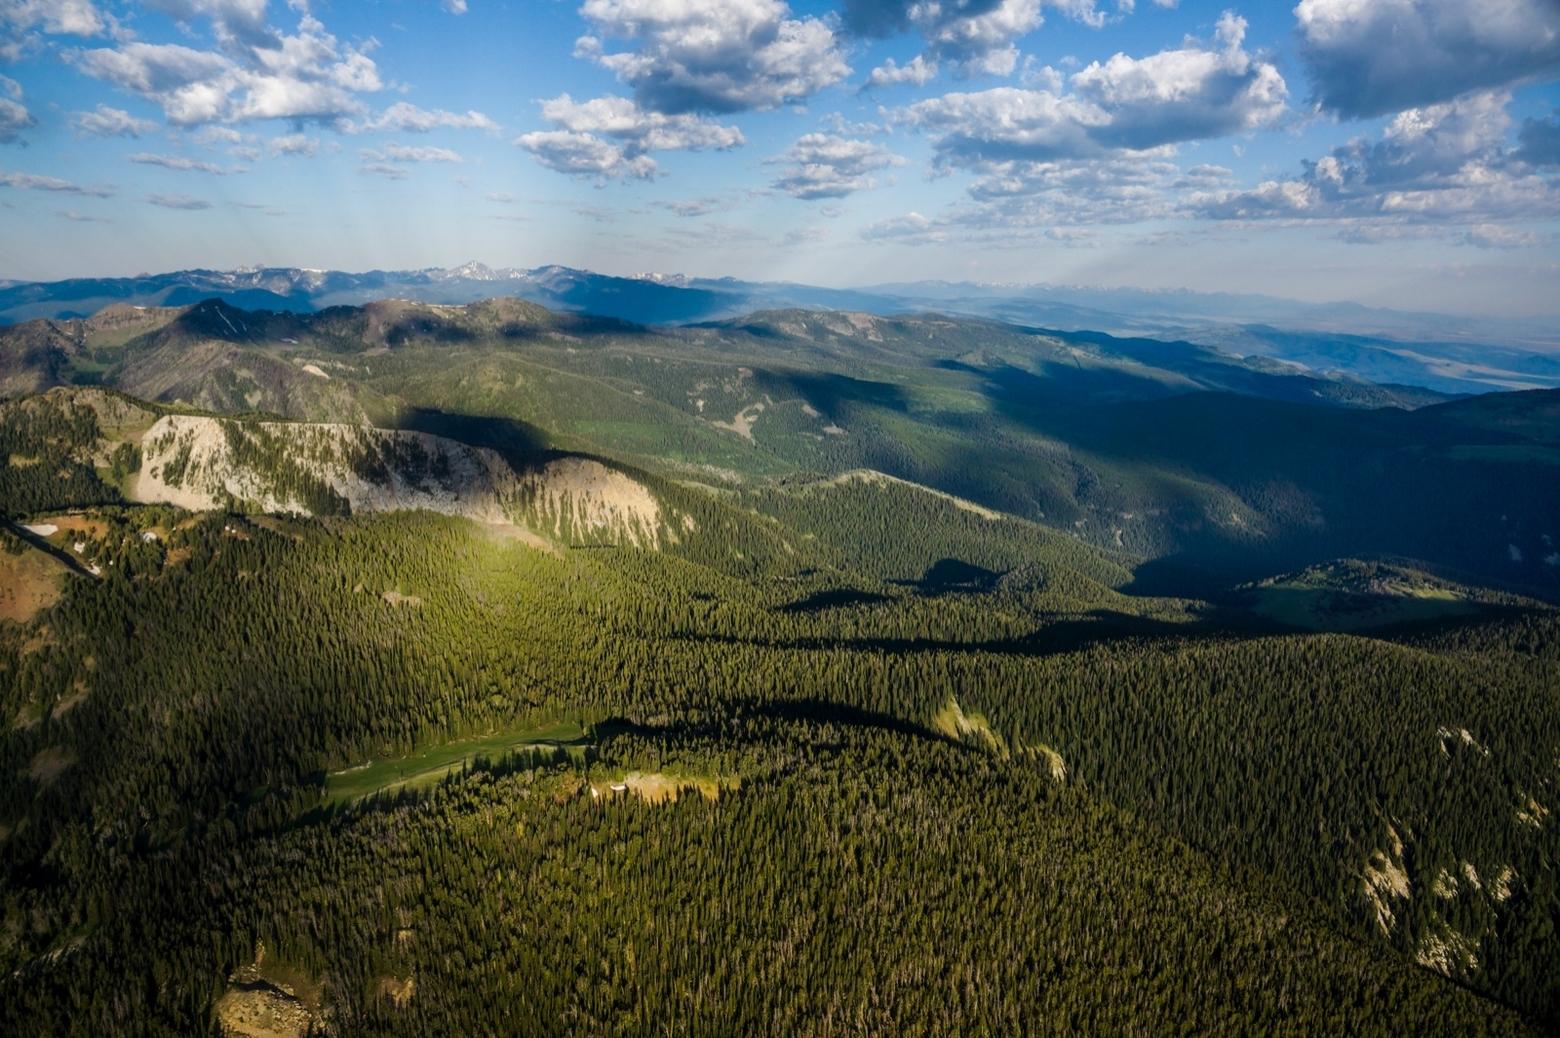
5, 295, 1558, 593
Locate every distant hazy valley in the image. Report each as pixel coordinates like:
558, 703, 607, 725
5, 263, 1558, 397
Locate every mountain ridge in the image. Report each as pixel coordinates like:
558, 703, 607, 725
3, 264, 1556, 395
3, 296, 1557, 599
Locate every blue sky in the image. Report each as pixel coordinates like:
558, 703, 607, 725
1, 0, 1558, 317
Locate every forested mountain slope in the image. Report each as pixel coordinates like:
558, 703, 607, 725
0, 507, 1555, 1031
2, 298, 1558, 1032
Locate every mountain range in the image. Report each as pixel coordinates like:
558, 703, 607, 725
3, 263, 1558, 397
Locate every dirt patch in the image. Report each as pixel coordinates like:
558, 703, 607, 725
1461, 861, 1482, 891
1416, 927, 1479, 976
40, 514, 111, 540
27, 746, 76, 786
376, 975, 415, 1010
1437, 725, 1489, 757
1029, 743, 1067, 782
53, 677, 89, 718
711, 401, 766, 442
214, 987, 314, 1038
483, 522, 562, 557
530, 456, 663, 547
842, 312, 884, 340
19, 626, 56, 656
824, 470, 1004, 520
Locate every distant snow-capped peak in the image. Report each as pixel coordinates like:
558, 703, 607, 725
632, 272, 692, 287
434, 261, 526, 282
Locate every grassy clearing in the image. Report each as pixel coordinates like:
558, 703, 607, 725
1020, 741, 1069, 782
33, 514, 111, 542
587, 769, 737, 804
27, 746, 77, 787
933, 696, 1009, 756
1250, 583, 1480, 632
0, 539, 71, 624
323, 718, 588, 804
1252, 588, 1473, 631
1243, 559, 1497, 632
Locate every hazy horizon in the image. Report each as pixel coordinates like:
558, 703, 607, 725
1, 1, 1557, 318
8, 257, 1560, 330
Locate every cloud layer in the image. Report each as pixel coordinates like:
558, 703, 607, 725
1295, 0, 1560, 118
1191, 90, 1560, 243
0, 73, 34, 143
71, 104, 155, 137
0, 0, 1556, 295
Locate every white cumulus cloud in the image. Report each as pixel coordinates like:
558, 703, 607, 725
74, 10, 382, 127
72, 104, 156, 137
355, 101, 498, 134
900, 13, 1286, 168
576, 0, 849, 114
842, 0, 1111, 79
865, 55, 938, 90
1, 170, 115, 196
768, 133, 905, 199
1190, 90, 1560, 245
517, 93, 742, 181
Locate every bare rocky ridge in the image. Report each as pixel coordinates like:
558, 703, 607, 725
130, 413, 666, 546
1, 386, 670, 549
214, 943, 324, 1038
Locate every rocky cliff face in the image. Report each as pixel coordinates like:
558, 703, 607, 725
132, 413, 666, 546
